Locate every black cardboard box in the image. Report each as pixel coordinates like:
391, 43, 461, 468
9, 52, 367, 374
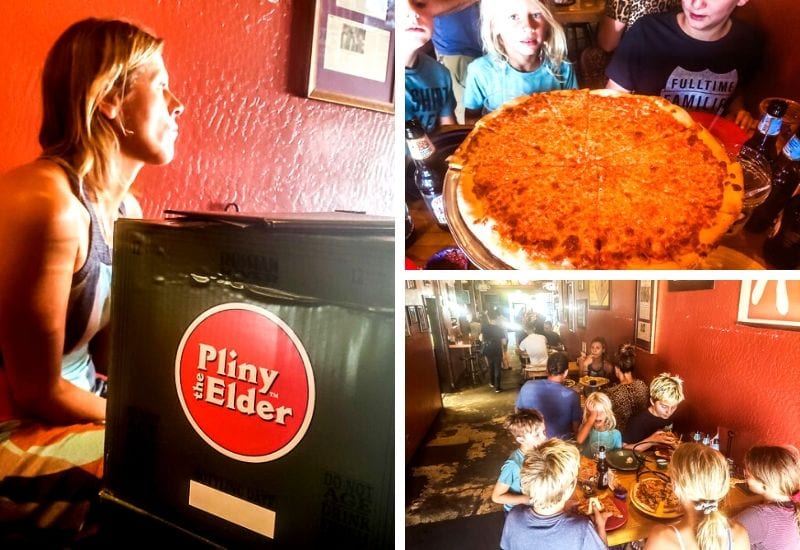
102, 212, 394, 548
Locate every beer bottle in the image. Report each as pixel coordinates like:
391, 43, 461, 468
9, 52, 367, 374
763, 194, 800, 269
740, 99, 788, 164
597, 445, 609, 490
746, 128, 800, 233
405, 118, 448, 231
405, 203, 417, 246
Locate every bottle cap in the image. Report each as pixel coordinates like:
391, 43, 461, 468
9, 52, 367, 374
767, 99, 789, 118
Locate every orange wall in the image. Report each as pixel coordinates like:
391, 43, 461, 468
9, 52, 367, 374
0, 1, 393, 217
636, 281, 800, 463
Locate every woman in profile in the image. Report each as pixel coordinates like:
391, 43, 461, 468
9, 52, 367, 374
0, 18, 183, 541
606, 343, 648, 432
645, 443, 750, 550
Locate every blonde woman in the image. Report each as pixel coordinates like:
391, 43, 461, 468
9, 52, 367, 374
501, 438, 610, 549
576, 392, 622, 458
0, 18, 183, 541
463, 0, 576, 124
645, 443, 750, 550
734, 445, 800, 550
623, 372, 684, 451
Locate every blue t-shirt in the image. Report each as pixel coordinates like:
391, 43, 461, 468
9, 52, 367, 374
405, 53, 457, 134
581, 428, 623, 458
432, 4, 482, 58
516, 380, 581, 440
501, 506, 606, 550
606, 12, 761, 115
463, 55, 577, 114
498, 448, 525, 513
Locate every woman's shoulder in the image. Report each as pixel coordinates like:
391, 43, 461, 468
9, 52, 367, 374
0, 160, 85, 232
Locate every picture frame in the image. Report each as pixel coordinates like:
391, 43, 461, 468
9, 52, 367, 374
567, 281, 576, 333
635, 280, 659, 353
405, 280, 417, 289
576, 299, 587, 329
737, 280, 800, 330
416, 305, 429, 332
577, 280, 586, 292
307, 0, 394, 113
668, 280, 715, 292
406, 305, 419, 327
588, 280, 610, 309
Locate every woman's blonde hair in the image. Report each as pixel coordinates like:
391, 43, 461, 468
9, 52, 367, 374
650, 372, 685, 406
521, 438, 579, 510
479, 0, 569, 82
39, 18, 164, 199
583, 391, 616, 431
744, 445, 800, 530
670, 443, 732, 550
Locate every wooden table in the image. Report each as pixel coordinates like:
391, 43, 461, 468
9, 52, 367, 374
605, 461, 761, 546
406, 199, 459, 268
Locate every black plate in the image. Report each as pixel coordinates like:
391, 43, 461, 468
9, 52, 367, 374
605, 449, 641, 471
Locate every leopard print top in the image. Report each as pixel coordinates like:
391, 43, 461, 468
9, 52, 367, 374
605, 0, 681, 26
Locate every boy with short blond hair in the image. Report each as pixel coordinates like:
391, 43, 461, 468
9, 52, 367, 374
492, 409, 547, 512
501, 439, 610, 550
623, 372, 685, 450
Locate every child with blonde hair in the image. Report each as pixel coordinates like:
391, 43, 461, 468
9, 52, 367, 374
501, 438, 610, 549
463, 0, 576, 124
623, 372, 684, 451
645, 443, 750, 550
576, 392, 622, 458
492, 408, 547, 512
734, 445, 800, 550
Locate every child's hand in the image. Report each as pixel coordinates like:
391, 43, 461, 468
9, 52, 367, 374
733, 109, 757, 132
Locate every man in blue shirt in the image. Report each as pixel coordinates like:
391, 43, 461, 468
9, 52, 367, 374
515, 352, 581, 440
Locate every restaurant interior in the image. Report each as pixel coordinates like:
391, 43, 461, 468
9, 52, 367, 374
406, 279, 800, 548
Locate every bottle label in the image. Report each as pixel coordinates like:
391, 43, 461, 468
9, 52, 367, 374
757, 114, 782, 136
430, 194, 447, 225
783, 135, 800, 161
407, 135, 435, 161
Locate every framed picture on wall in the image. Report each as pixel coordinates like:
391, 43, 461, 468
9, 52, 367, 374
635, 280, 659, 353
416, 305, 429, 332
588, 280, 610, 309
567, 281, 576, 332
405, 280, 416, 289
307, 0, 394, 113
576, 299, 587, 328
668, 280, 715, 292
406, 305, 419, 327
577, 280, 585, 292
737, 280, 800, 330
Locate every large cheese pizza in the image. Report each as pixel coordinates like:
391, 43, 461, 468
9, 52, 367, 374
448, 89, 744, 269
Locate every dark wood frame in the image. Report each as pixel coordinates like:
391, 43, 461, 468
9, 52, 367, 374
737, 280, 800, 331
588, 280, 610, 310
307, 0, 394, 113
416, 305, 429, 332
668, 280, 715, 292
635, 280, 658, 353
576, 299, 588, 328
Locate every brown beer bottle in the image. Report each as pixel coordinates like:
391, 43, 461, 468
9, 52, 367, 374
405, 118, 448, 231
746, 128, 800, 233
740, 99, 788, 164
597, 445, 609, 490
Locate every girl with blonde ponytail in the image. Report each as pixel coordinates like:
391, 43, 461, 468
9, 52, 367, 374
644, 443, 750, 550
735, 445, 800, 549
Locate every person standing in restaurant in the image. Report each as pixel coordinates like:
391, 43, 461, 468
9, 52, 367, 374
517, 321, 548, 368
500, 438, 611, 550
0, 18, 183, 542
622, 372, 684, 451
645, 443, 750, 549
431, 1, 481, 124
482, 307, 509, 392
606, 0, 761, 129
516, 352, 581, 439
404, 0, 457, 134
463, 0, 577, 124
606, 343, 649, 432
734, 445, 800, 550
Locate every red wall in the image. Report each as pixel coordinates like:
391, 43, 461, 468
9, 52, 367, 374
0, 1, 392, 217
636, 281, 800, 463
561, 280, 637, 362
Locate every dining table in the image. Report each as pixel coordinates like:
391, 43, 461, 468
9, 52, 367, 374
595, 454, 762, 546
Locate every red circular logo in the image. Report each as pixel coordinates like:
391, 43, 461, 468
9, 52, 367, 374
175, 303, 315, 462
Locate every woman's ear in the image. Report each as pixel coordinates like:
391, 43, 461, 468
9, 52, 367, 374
98, 93, 123, 120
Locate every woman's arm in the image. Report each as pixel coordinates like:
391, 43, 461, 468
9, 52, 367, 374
596, 16, 627, 53
0, 163, 106, 423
